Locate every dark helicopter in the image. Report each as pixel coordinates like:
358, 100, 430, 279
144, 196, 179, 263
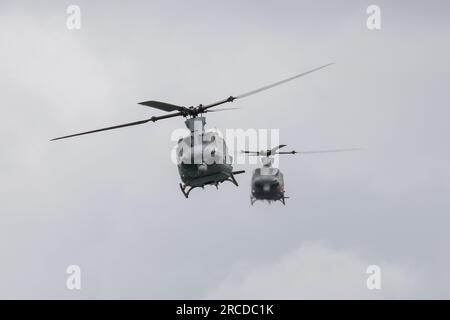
51, 63, 333, 197
243, 145, 358, 205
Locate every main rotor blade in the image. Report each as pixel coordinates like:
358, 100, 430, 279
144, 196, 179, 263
51, 119, 152, 141
242, 150, 260, 155
276, 148, 360, 155
236, 63, 334, 99
138, 100, 186, 112
51, 112, 183, 141
206, 107, 240, 113
269, 144, 287, 155
243, 145, 287, 156
201, 63, 334, 110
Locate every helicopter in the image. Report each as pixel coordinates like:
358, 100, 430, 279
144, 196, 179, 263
243, 145, 358, 205
51, 63, 334, 198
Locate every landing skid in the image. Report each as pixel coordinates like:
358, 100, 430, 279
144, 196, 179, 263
179, 183, 196, 198
250, 195, 289, 205
229, 170, 245, 187
179, 170, 245, 198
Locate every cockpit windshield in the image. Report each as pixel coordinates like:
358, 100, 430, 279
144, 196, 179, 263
255, 167, 280, 177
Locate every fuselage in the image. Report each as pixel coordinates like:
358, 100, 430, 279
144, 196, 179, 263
176, 118, 234, 187
251, 166, 285, 201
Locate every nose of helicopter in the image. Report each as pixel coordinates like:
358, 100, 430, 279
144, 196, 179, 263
263, 183, 271, 192
197, 163, 208, 173
254, 177, 279, 193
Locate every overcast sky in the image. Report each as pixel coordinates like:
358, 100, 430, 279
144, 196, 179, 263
1, 0, 449, 299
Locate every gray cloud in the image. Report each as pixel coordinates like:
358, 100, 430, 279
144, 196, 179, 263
207, 243, 422, 299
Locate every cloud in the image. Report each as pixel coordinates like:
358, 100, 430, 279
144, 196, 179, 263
207, 243, 421, 299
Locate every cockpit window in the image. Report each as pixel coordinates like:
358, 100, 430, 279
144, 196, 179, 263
261, 167, 278, 176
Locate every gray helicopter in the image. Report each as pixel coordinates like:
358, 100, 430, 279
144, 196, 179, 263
51, 63, 333, 198
243, 145, 358, 205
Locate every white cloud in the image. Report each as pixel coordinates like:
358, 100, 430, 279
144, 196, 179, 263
207, 243, 421, 299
